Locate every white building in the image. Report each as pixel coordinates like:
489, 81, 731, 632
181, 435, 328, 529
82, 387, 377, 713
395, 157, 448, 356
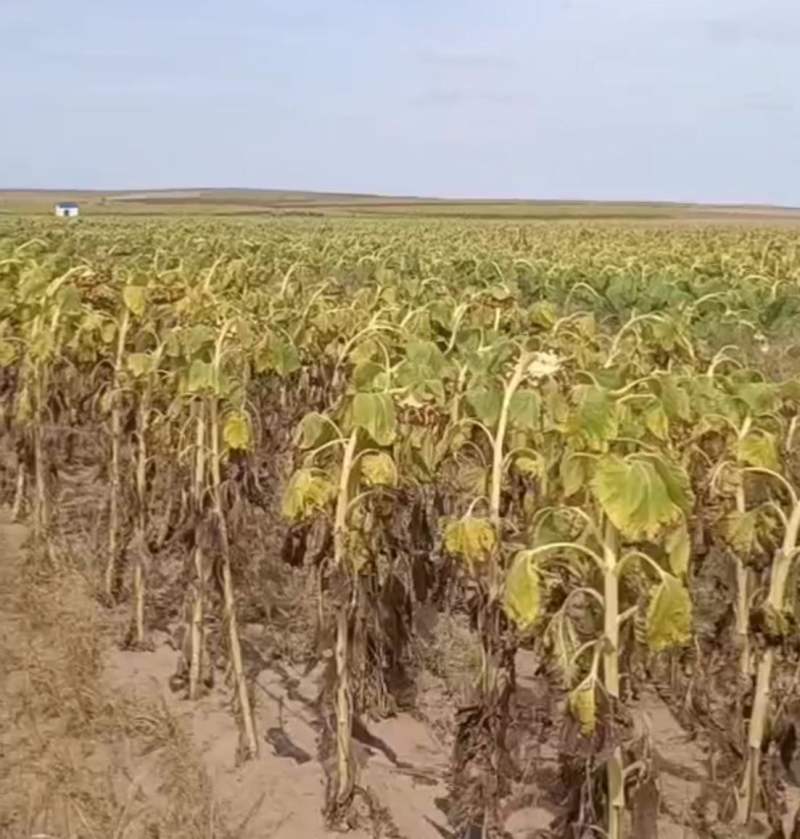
54, 202, 80, 218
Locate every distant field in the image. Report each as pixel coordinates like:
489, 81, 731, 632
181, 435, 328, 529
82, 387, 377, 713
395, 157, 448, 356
2, 187, 800, 222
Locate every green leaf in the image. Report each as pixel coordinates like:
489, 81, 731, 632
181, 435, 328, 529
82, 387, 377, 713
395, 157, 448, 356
503, 552, 541, 631
444, 517, 496, 566
295, 412, 335, 450
508, 388, 541, 430
223, 412, 251, 451
572, 386, 618, 449
593, 456, 684, 540
646, 575, 693, 652
350, 392, 397, 446
122, 285, 146, 317
560, 452, 588, 497
569, 681, 597, 736
466, 386, 503, 428
737, 431, 779, 470
360, 452, 398, 487
665, 521, 690, 577
281, 469, 336, 521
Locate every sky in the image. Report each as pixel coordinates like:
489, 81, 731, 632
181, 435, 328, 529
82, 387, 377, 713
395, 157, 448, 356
2, 0, 799, 204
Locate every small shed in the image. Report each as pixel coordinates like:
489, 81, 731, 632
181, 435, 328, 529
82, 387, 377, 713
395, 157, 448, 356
54, 202, 80, 218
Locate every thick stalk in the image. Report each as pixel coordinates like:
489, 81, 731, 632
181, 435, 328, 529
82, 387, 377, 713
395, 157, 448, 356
188, 407, 206, 701
104, 309, 130, 600
208, 397, 259, 759
11, 460, 25, 522
32, 368, 50, 547
733, 484, 752, 677
738, 500, 800, 823
133, 391, 149, 646
333, 430, 359, 807
602, 519, 624, 839
489, 354, 530, 532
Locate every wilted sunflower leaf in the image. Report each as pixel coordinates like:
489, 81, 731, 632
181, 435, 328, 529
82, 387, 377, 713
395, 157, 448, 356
572, 385, 618, 449
127, 353, 153, 378
652, 456, 695, 515
122, 285, 146, 317
466, 386, 503, 428
644, 403, 669, 441
560, 451, 588, 497
350, 392, 397, 446
281, 469, 336, 521
360, 452, 398, 487
737, 431, 779, 470
444, 517, 496, 565
665, 521, 690, 577
503, 552, 541, 631
514, 454, 545, 479
593, 456, 683, 540
722, 509, 758, 555
223, 412, 251, 451
569, 681, 597, 736
646, 575, 693, 652
508, 388, 541, 430
0, 340, 16, 367
295, 412, 335, 450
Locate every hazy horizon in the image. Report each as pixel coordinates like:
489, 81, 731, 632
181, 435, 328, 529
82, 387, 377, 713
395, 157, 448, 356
4, 0, 799, 205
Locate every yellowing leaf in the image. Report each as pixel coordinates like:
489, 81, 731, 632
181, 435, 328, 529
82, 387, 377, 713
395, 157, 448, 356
444, 517, 496, 566
127, 353, 153, 378
457, 463, 489, 496
593, 456, 683, 540
503, 552, 541, 631
572, 386, 618, 449
187, 359, 213, 394
223, 412, 251, 451
560, 452, 588, 497
737, 431, 779, 470
281, 469, 336, 521
0, 340, 16, 367
569, 681, 597, 736
659, 376, 691, 422
360, 452, 398, 487
508, 389, 541, 431
652, 457, 695, 515
295, 412, 335, 450
722, 509, 758, 555
350, 392, 397, 446
665, 521, 690, 577
122, 285, 146, 317
646, 575, 693, 652
466, 386, 503, 428
101, 321, 117, 345
644, 403, 669, 441
514, 454, 545, 479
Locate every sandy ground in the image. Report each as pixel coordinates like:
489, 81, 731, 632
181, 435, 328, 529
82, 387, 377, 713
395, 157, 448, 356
3, 506, 798, 838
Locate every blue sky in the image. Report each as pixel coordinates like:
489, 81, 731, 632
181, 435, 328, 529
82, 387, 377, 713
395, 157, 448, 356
3, 0, 799, 204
